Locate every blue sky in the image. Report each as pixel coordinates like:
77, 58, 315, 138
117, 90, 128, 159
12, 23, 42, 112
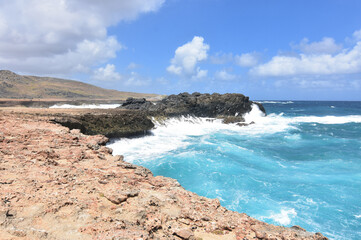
1, 0, 361, 100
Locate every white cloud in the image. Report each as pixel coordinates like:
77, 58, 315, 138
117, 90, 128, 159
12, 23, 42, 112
235, 53, 259, 67
167, 65, 182, 75
193, 68, 208, 79
0, 0, 165, 75
124, 72, 151, 86
0, 36, 122, 75
251, 41, 361, 76
91, 63, 153, 87
92, 66, 152, 87
167, 36, 210, 78
215, 70, 236, 81
353, 29, 361, 40
293, 37, 342, 55
92, 64, 122, 81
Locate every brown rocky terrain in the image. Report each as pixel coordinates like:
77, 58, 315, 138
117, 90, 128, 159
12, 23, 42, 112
0, 70, 161, 100
0, 109, 328, 240
0, 108, 155, 138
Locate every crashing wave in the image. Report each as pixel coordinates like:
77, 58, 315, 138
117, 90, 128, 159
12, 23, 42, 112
108, 103, 361, 162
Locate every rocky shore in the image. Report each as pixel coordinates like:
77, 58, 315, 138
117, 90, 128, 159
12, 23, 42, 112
0, 109, 328, 240
51, 110, 154, 138
0, 108, 154, 138
121, 92, 266, 122
0, 93, 267, 139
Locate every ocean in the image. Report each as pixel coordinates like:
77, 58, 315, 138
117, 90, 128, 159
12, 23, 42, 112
108, 101, 361, 240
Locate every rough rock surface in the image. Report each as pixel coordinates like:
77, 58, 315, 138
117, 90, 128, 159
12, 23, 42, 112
122, 92, 266, 121
0, 108, 154, 138
0, 111, 328, 240
51, 110, 154, 138
122, 98, 154, 110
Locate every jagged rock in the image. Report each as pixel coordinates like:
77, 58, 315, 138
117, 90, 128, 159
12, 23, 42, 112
122, 97, 154, 110
51, 110, 154, 138
292, 225, 307, 232
174, 229, 194, 239
134, 166, 153, 177
121, 92, 266, 120
222, 116, 245, 124
106, 194, 128, 204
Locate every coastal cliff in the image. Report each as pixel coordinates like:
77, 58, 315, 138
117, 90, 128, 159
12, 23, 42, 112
0, 109, 328, 240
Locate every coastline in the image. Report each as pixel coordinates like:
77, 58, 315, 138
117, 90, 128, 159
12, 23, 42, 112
0, 108, 328, 239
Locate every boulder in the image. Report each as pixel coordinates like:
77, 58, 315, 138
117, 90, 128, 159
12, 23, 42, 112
122, 97, 153, 110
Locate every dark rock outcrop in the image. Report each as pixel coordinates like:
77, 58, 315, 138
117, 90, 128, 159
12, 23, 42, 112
122, 92, 266, 121
51, 110, 154, 138
121, 97, 153, 110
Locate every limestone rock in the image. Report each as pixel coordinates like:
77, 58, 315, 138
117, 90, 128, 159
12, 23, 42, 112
0, 109, 327, 240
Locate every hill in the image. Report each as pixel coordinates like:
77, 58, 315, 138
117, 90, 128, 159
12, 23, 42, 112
0, 70, 159, 100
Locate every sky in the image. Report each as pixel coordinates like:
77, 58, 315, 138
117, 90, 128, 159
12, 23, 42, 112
1, 0, 361, 100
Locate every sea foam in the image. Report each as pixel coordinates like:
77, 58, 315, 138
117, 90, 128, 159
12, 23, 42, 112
108, 104, 361, 163
107, 101, 361, 240
108, 117, 234, 162
261, 208, 298, 225
108, 104, 282, 162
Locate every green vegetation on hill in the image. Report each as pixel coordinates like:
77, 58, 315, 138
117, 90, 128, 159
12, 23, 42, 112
0, 70, 159, 100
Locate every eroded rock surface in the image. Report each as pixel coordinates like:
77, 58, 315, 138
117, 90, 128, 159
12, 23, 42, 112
0, 108, 154, 138
122, 92, 266, 121
51, 110, 154, 138
0, 111, 327, 240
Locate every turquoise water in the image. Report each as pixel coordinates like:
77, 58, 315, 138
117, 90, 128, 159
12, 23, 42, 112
108, 101, 361, 240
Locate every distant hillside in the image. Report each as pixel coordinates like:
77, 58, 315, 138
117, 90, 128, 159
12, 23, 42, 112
0, 70, 160, 100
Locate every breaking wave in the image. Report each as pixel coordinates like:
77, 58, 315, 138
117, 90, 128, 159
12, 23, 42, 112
260, 208, 298, 225
108, 104, 361, 162
107, 101, 361, 240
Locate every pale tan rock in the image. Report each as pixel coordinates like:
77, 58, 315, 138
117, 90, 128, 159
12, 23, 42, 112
0, 109, 329, 240
174, 229, 194, 239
